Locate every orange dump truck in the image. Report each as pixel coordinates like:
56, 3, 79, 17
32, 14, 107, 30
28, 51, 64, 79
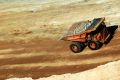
61, 17, 111, 53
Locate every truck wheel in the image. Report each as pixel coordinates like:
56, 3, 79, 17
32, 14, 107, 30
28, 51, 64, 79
70, 42, 85, 53
88, 41, 103, 50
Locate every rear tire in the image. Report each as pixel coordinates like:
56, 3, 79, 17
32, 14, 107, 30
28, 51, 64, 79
88, 41, 103, 50
70, 42, 85, 53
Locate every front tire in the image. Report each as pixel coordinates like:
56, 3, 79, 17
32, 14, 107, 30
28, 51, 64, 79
88, 41, 103, 50
70, 42, 85, 53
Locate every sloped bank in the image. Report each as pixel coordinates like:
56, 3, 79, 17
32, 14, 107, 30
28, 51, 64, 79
7, 60, 120, 80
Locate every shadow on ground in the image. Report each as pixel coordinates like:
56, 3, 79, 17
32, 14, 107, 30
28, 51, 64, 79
105, 25, 118, 44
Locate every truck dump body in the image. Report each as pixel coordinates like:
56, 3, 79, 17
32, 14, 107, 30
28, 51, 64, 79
61, 17, 105, 41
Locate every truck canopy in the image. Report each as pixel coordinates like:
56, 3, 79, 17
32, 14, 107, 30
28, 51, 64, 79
62, 17, 105, 38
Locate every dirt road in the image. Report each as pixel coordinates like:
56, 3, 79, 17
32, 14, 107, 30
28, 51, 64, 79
0, 30, 120, 80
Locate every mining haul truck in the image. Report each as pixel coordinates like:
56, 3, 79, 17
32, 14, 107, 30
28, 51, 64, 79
61, 17, 112, 53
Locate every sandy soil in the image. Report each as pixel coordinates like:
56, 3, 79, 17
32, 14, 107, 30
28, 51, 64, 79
0, 29, 119, 80
9, 60, 120, 80
0, 0, 120, 80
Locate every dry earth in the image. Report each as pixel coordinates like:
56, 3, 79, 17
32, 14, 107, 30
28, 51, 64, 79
0, 0, 120, 80
7, 60, 120, 80
0, 30, 119, 80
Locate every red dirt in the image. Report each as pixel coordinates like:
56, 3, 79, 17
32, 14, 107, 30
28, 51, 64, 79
0, 31, 120, 80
